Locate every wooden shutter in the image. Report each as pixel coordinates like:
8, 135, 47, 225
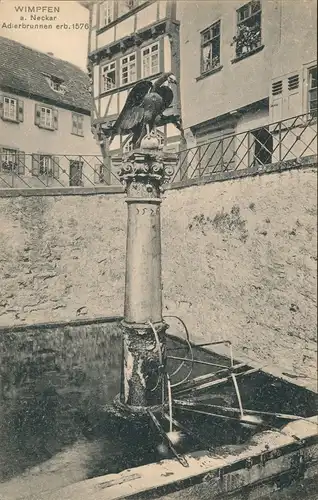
17, 151, 25, 175
53, 109, 58, 130
270, 78, 283, 122
78, 115, 84, 136
286, 73, 302, 119
72, 113, 77, 134
34, 104, 41, 125
0, 95, 3, 119
53, 156, 60, 179
0, 146, 3, 170
32, 154, 40, 175
17, 100, 24, 122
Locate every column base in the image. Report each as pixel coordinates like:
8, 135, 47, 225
120, 320, 168, 408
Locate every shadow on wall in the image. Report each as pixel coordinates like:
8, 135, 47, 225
0, 319, 124, 481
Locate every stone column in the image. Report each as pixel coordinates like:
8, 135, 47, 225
118, 140, 176, 410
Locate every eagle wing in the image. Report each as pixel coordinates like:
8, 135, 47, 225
112, 81, 153, 135
156, 85, 174, 110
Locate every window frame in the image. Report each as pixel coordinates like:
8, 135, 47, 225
99, 0, 149, 30
234, 0, 262, 59
120, 52, 137, 86
308, 65, 317, 118
3, 96, 18, 121
101, 61, 117, 92
1, 147, 18, 174
100, 1, 115, 28
141, 41, 160, 79
72, 113, 84, 137
40, 106, 53, 129
39, 155, 54, 177
200, 20, 221, 75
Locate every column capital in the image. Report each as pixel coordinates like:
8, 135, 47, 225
118, 144, 177, 193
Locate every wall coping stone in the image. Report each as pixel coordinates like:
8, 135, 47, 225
0, 156, 316, 197
0, 315, 123, 333
166, 155, 318, 191
0, 185, 125, 198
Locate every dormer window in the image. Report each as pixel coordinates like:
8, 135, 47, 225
50, 78, 66, 93
50, 80, 62, 92
43, 73, 66, 94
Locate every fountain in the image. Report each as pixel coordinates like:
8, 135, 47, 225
116, 135, 175, 411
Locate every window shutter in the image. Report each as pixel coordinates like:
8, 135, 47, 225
53, 109, 58, 130
270, 78, 283, 122
79, 115, 84, 136
286, 73, 302, 118
18, 100, 24, 122
0, 95, 3, 119
32, 154, 40, 175
72, 113, 77, 134
34, 104, 41, 125
53, 156, 60, 179
17, 151, 26, 175
0, 146, 3, 170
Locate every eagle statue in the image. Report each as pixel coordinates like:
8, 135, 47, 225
109, 71, 178, 149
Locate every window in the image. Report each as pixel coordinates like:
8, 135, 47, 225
34, 104, 57, 129
308, 66, 317, 118
118, 0, 137, 16
49, 78, 66, 93
120, 53, 137, 86
234, 0, 262, 58
69, 159, 83, 186
1, 96, 24, 122
0, 148, 25, 175
201, 21, 221, 74
141, 42, 159, 78
100, 1, 114, 27
116, 0, 148, 17
40, 107, 53, 128
249, 128, 273, 167
39, 155, 53, 176
72, 113, 84, 136
3, 97, 17, 120
102, 62, 116, 91
31, 154, 60, 178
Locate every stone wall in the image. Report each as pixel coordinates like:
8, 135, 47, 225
0, 318, 122, 480
0, 165, 317, 387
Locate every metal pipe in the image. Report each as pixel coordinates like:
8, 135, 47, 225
173, 400, 304, 421
173, 367, 260, 396
168, 356, 230, 370
231, 373, 244, 419
147, 409, 189, 467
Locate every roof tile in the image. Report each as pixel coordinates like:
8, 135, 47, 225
0, 36, 91, 113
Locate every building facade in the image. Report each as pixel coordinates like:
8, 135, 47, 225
178, 0, 317, 175
86, 0, 182, 161
0, 36, 102, 189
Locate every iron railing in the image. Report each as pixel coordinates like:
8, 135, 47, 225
0, 154, 121, 190
170, 112, 317, 184
0, 113, 316, 190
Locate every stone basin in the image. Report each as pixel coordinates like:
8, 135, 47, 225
0, 317, 317, 500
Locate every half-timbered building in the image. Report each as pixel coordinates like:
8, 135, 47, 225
86, 0, 182, 164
